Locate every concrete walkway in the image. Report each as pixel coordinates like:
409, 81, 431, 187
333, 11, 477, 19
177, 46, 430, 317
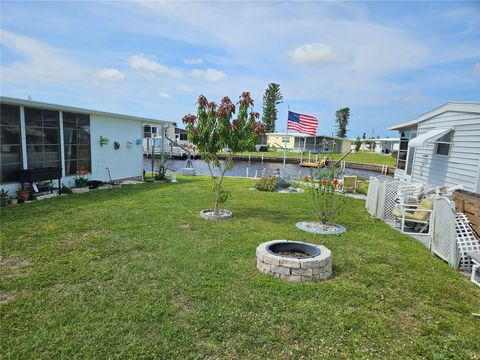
342, 193, 367, 200
385, 220, 430, 248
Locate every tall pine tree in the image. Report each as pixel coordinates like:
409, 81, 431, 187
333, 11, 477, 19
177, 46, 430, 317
335, 107, 350, 138
262, 83, 283, 133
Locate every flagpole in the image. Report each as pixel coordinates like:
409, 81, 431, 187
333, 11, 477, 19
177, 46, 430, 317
283, 105, 289, 176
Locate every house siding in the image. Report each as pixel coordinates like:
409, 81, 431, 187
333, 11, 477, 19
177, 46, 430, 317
86, 114, 144, 184
410, 110, 480, 192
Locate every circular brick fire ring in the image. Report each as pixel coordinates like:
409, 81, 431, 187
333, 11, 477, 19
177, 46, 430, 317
256, 240, 332, 282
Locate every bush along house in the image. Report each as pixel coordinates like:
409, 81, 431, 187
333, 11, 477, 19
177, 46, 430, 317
0, 96, 173, 195
388, 102, 480, 193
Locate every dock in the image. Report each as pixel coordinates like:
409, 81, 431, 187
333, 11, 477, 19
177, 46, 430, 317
144, 152, 396, 175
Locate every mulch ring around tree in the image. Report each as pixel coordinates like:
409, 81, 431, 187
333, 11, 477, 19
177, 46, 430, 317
296, 222, 346, 235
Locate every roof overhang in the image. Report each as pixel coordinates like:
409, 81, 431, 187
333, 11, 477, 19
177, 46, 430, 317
408, 128, 452, 148
0, 96, 174, 126
388, 102, 480, 131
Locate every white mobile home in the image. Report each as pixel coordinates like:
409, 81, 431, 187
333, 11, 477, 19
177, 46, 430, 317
266, 133, 351, 153
388, 102, 480, 193
351, 138, 399, 154
0, 97, 173, 192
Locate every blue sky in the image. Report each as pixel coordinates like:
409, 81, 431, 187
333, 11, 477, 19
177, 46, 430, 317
1, 1, 479, 137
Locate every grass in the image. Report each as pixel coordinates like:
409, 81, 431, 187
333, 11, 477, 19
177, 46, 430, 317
1, 177, 479, 359
226, 150, 397, 167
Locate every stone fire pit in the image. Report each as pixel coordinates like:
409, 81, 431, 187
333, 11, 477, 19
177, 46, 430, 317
256, 240, 332, 282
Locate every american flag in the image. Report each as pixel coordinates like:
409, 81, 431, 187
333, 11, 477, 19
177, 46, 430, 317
287, 111, 318, 136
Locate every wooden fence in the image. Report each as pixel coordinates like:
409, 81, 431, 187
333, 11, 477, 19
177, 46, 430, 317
455, 189, 480, 236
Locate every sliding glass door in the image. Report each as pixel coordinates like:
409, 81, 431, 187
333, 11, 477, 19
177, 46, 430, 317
25, 107, 61, 169
63, 112, 91, 175
0, 104, 23, 182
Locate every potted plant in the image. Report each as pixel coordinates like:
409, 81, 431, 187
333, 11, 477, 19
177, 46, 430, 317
16, 189, 30, 203
9, 195, 18, 205
0, 189, 9, 207
296, 166, 347, 235
74, 167, 89, 188
183, 92, 264, 220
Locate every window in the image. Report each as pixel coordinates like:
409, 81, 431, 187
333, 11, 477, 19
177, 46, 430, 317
406, 148, 415, 175
0, 104, 22, 182
144, 125, 151, 138
25, 108, 61, 169
144, 125, 159, 138
397, 131, 412, 170
63, 112, 91, 175
435, 131, 453, 156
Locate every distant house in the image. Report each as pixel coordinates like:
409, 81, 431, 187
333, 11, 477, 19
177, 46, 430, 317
351, 138, 399, 154
266, 133, 351, 153
0, 97, 173, 192
142, 124, 191, 155
388, 102, 480, 193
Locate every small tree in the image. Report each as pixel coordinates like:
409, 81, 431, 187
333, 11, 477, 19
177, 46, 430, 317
262, 83, 283, 133
335, 107, 350, 138
182, 92, 265, 214
355, 136, 362, 152
308, 166, 345, 224
154, 150, 170, 180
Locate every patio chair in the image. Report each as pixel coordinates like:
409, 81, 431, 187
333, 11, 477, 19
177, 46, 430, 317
467, 252, 480, 287
392, 198, 434, 235
342, 175, 357, 194
396, 183, 424, 204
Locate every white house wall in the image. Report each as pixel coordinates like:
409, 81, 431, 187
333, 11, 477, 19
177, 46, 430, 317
411, 110, 480, 192
87, 114, 144, 184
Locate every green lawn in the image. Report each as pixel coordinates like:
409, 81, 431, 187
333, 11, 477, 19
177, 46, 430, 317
227, 150, 397, 167
1, 177, 479, 359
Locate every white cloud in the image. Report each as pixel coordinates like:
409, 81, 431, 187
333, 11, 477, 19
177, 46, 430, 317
0, 29, 126, 86
475, 63, 480, 76
0, 29, 88, 84
289, 43, 352, 66
129, 54, 183, 78
184, 57, 203, 65
394, 91, 428, 104
97, 68, 125, 81
158, 92, 171, 99
176, 85, 194, 93
191, 68, 227, 82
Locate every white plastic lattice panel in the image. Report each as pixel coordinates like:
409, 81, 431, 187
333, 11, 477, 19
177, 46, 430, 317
377, 181, 387, 219
455, 213, 480, 271
382, 181, 400, 221
374, 178, 399, 221
366, 178, 379, 217
431, 198, 458, 268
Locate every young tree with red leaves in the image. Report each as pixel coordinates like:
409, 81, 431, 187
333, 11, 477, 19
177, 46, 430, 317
183, 92, 265, 215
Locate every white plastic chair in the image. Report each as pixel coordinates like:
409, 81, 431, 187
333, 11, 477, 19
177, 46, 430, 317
467, 252, 480, 287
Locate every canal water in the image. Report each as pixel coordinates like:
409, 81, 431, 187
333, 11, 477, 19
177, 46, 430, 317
143, 158, 386, 180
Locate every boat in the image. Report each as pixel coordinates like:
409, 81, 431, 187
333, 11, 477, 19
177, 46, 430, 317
299, 159, 326, 168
